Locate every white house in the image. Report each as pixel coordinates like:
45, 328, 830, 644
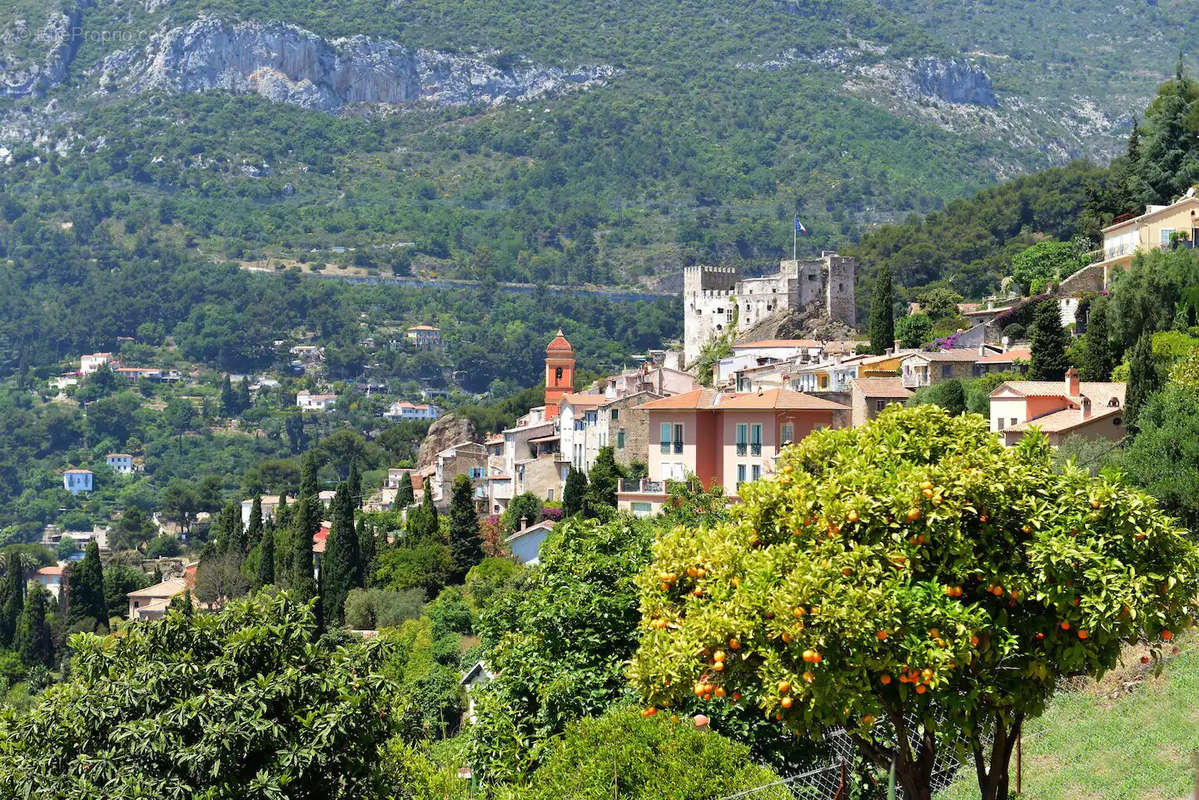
460, 661, 495, 724
105, 453, 134, 474
296, 392, 337, 412
505, 520, 556, 565
240, 495, 295, 528
79, 353, 113, 374
63, 469, 93, 494
384, 401, 440, 421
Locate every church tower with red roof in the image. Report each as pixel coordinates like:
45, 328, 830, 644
544, 330, 574, 419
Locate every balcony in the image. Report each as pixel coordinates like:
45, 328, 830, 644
619, 479, 665, 495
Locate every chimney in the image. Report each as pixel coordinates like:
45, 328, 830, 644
893, 339, 901, 355
1065, 366, 1080, 398
978, 344, 985, 356
1081, 395, 1092, 421
520, 516, 529, 531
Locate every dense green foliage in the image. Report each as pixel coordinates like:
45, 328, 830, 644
499, 708, 789, 800
1120, 384, 1199, 526
869, 264, 895, 355
0, 590, 394, 799
1029, 299, 1070, 380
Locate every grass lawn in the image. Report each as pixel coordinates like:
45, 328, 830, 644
940, 634, 1199, 800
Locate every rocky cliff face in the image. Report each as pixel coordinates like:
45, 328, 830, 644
88, 17, 615, 112
1, 0, 94, 98
912, 57, 996, 108
417, 415, 479, 470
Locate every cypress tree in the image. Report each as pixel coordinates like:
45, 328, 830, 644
1126, 334, 1161, 428
396, 472, 415, 508
1079, 300, 1116, 381
868, 264, 896, 355
237, 377, 252, 413
244, 496, 264, 557
320, 483, 359, 629
563, 467, 588, 518
376, 526, 390, 554
408, 482, 440, 540
292, 494, 319, 595
348, 461, 362, 509
585, 447, 621, 516
448, 474, 482, 583
68, 540, 106, 627
0, 553, 25, 648
301, 450, 321, 498
14, 585, 52, 667
220, 375, 236, 416
255, 518, 276, 589
1029, 299, 1070, 380
357, 517, 375, 585
214, 502, 245, 556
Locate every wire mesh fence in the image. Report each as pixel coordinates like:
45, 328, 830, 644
714, 714, 988, 800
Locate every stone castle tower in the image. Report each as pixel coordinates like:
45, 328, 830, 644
682, 253, 856, 366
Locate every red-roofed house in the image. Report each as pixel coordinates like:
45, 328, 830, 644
989, 368, 1126, 446
973, 347, 1032, 377
618, 388, 849, 515
32, 566, 64, 600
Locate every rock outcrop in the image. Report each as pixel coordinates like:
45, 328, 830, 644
1, 0, 94, 98
417, 415, 479, 470
89, 17, 616, 112
912, 57, 997, 107
735, 302, 858, 346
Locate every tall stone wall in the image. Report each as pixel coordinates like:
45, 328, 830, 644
824, 253, 857, 327
683, 266, 737, 366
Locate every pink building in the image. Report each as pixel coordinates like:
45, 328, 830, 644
618, 388, 849, 516
989, 368, 1126, 446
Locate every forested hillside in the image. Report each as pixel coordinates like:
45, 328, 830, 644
1, 0, 1195, 290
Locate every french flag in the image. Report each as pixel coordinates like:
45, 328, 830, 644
794, 215, 808, 235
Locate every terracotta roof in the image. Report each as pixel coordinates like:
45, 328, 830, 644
994, 381, 1125, 404
546, 329, 573, 354
36, 566, 64, 577
406, 325, 440, 331
1009, 405, 1123, 434
561, 393, 606, 408
63, 469, 92, 474
852, 377, 913, 399
636, 388, 848, 412
733, 339, 821, 349
485, 434, 504, 445
977, 347, 1032, 364
127, 578, 187, 599
855, 349, 920, 366
904, 349, 984, 363
106, 453, 133, 459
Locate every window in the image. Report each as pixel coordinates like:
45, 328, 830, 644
610, 409, 619, 422
631, 501, 653, 518
1010, 418, 1018, 427
737, 464, 747, 485
660, 423, 672, 454
574, 419, 584, 431
941, 363, 953, 379
780, 422, 794, 444
874, 399, 890, 412
750, 424, 762, 456
752, 465, 761, 481
673, 424, 684, 454
555, 367, 563, 382
617, 429, 626, 449
736, 423, 748, 456
997, 418, 1005, 430
1161, 228, 1176, 247
547, 489, 554, 500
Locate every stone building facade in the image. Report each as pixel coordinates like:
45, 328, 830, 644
683, 253, 856, 366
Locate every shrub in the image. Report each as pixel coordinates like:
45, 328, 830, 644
344, 587, 425, 630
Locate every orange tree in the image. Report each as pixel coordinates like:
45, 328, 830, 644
630, 405, 1199, 800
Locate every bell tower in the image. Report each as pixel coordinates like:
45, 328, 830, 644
544, 330, 575, 419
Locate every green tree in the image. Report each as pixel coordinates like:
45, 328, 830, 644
244, 495, 264, 558
407, 483, 440, 541
1029, 299, 1069, 380
396, 472, 415, 508
255, 518, 276, 589
502, 708, 789, 800
373, 543, 454, 598
895, 314, 934, 349
562, 466, 588, 517
631, 405, 1199, 800
1077, 299, 1116, 381
869, 264, 895, 355
501, 492, 542, 535
213, 502, 245, 556
1119, 384, 1199, 525
1126, 333, 1161, 427
321, 483, 360, 629
103, 564, 151, 620
908, 378, 967, 416
13, 584, 52, 667
448, 475, 482, 584
0, 553, 24, 649
67, 541, 105, 629
0, 591, 393, 798
348, 461, 363, 510
1010, 240, 1083, 294
357, 517, 376, 584
585, 446, 621, 517
109, 506, 156, 552
220, 374, 237, 417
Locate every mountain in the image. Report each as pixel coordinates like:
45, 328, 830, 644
1, 0, 1196, 290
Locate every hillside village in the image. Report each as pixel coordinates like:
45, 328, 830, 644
4, 19, 1199, 799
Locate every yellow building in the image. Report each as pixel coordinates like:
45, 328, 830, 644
1097, 192, 1199, 284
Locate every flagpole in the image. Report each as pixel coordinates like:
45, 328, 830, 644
793, 216, 797, 262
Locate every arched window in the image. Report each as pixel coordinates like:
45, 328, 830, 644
555, 367, 563, 382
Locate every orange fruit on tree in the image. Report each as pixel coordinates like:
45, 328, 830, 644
876, 630, 888, 640
780, 696, 793, 709
915, 684, 927, 694
713, 662, 724, 672
714, 687, 726, 698
729, 638, 741, 650
802, 649, 815, 663
713, 650, 726, 662
1162, 629, 1174, 641
847, 509, 859, 523
1060, 621, 1070, 631
803, 671, 815, 684
906, 508, 922, 522
880, 674, 892, 685
923, 488, 934, 499
642, 707, 658, 717
778, 680, 791, 693
1077, 630, 1089, 640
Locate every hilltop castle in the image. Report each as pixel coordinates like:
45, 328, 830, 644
683, 253, 857, 366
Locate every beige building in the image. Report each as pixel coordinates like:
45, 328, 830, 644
1091, 192, 1199, 286
127, 578, 188, 620
849, 377, 913, 427
901, 350, 984, 389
